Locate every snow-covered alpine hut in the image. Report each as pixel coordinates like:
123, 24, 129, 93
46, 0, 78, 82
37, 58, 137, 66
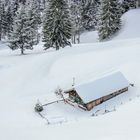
64, 72, 130, 111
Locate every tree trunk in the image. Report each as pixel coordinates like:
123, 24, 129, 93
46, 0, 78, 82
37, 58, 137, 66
77, 32, 80, 44
21, 47, 24, 55
73, 34, 76, 44
0, 26, 2, 41
56, 43, 59, 50
0, 32, 1, 41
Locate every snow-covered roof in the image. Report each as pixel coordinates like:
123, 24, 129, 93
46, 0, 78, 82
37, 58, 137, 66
74, 72, 129, 103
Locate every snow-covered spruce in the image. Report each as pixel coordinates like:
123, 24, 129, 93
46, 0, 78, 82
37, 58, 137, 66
9, 4, 39, 55
0, 0, 7, 40
81, 0, 100, 31
98, 0, 121, 41
121, 0, 140, 14
43, 0, 72, 50
5, 5, 14, 38
70, 0, 82, 44
26, 0, 41, 45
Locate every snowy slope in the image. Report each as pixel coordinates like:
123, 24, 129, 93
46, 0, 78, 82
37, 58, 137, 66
80, 31, 98, 43
114, 9, 140, 40
0, 9, 140, 140
80, 9, 140, 43
0, 38, 140, 140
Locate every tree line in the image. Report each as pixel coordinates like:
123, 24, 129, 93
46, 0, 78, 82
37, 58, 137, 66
0, 0, 139, 54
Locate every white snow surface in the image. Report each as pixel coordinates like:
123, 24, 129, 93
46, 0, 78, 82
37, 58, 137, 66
0, 9, 140, 140
80, 31, 98, 43
114, 9, 140, 40
74, 72, 129, 103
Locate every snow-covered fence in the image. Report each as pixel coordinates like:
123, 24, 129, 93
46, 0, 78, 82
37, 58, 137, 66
42, 99, 63, 107
47, 116, 67, 125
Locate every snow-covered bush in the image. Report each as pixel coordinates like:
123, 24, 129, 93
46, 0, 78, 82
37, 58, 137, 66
35, 103, 43, 112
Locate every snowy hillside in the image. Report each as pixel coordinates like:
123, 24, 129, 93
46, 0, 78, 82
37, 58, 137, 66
114, 9, 140, 40
0, 9, 140, 140
80, 9, 140, 43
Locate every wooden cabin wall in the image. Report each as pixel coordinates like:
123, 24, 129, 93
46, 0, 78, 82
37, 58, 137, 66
85, 87, 128, 111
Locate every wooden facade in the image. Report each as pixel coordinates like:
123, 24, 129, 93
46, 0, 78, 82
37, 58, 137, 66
65, 87, 129, 111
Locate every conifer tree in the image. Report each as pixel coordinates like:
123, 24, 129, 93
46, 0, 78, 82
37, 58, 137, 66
0, 0, 5, 40
98, 0, 121, 41
1, 2, 7, 38
43, 0, 72, 50
70, 0, 82, 44
121, 0, 137, 13
5, 6, 14, 38
81, 0, 100, 31
12, 0, 20, 15
26, 0, 41, 45
30, 0, 42, 25
9, 5, 36, 54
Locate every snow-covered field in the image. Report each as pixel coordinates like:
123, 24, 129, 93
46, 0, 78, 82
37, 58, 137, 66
0, 9, 140, 140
